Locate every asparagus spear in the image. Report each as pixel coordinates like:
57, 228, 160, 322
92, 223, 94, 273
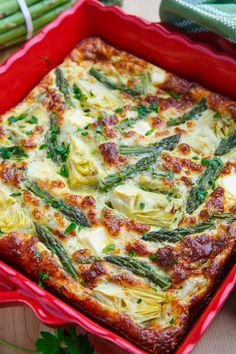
101, 135, 180, 189
215, 132, 236, 156
186, 157, 222, 214
0, 0, 39, 18
89, 67, 144, 97
46, 114, 69, 164
26, 181, 90, 227
209, 212, 236, 223
105, 255, 171, 289
0, 145, 27, 159
0, 0, 69, 34
55, 67, 73, 106
167, 99, 207, 126
119, 134, 180, 155
34, 222, 78, 279
143, 221, 214, 243
0, 1, 77, 45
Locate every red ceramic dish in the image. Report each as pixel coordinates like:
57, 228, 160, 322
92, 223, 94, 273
0, 1, 236, 353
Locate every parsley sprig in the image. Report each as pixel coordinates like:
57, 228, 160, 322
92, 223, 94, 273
0, 327, 95, 354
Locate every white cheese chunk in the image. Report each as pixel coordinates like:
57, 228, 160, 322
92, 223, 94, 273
133, 120, 151, 135
221, 174, 236, 197
151, 67, 166, 85
78, 226, 110, 255
64, 108, 95, 128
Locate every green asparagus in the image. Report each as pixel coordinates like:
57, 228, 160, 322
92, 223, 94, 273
143, 221, 214, 243
105, 255, 171, 289
0, 0, 40, 19
89, 67, 145, 97
215, 132, 236, 156
209, 212, 236, 223
119, 134, 180, 155
34, 222, 78, 279
55, 67, 73, 106
167, 99, 207, 126
0, 0, 68, 34
26, 181, 90, 227
186, 157, 222, 214
0, 1, 77, 46
101, 135, 180, 189
46, 114, 69, 164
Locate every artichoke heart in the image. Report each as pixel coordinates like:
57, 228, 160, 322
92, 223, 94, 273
0, 191, 31, 232
212, 114, 235, 139
92, 283, 170, 324
111, 183, 182, 227
67, 136, 102, 187
181, 110, 219, 155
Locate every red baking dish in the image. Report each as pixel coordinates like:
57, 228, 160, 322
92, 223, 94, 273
1, 1, 236, 353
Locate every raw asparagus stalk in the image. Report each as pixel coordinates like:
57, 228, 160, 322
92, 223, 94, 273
0, 0, 69, 34
215, 132, 236, 156
105, 255, 171, 289
0, 145, 27, 159
34, 222, 78, 279
89, 67, 144, 97
0, 1, 77, 45
101, 135, 180, 189
55, 67, 73, 106
143, 221, 214, 243
0, 0, 40, 18
26, 181, 90, 227
186, 157, 222, 214
167, 99, 207, 126
119, 134, 180, 155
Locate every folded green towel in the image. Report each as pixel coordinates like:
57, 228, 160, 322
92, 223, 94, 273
160, 0, 236, 43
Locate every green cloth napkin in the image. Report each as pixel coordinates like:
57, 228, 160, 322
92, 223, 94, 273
160, 0, 236, 43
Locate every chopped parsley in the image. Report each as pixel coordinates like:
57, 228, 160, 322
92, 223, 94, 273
139, 202, 145, 210
27, 116, 38, 124
38, 270, 50, 288
8, 113, 27, 124
149, 255, 158, 260
73, 84, 86, 101
39, 143, 48, 150
102, 244, 116, 253
213, 111, 221, 119
136, 298, 142, 304
10, 192, 22, 197
0, 145, 27, 159
59, 164, 69, 178
145, 129, 154, 136
64, 222, 77, 234
129, 250, 137, 257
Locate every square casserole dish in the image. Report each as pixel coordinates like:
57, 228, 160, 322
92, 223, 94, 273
0, 1, 236, 353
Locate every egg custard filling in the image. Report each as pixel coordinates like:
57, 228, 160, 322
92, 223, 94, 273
0, 38, 236, 354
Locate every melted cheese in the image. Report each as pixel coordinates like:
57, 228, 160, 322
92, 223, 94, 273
78, 227, 111, 255
221, 174, 236, 197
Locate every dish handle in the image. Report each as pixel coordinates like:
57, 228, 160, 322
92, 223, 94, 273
0, 261, 76, 326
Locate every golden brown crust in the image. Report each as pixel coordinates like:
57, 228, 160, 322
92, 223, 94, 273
0, 232, 188, 354
1, 37, 236, 354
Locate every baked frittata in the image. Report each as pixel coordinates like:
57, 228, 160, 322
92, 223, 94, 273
0, 38, 236, 353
